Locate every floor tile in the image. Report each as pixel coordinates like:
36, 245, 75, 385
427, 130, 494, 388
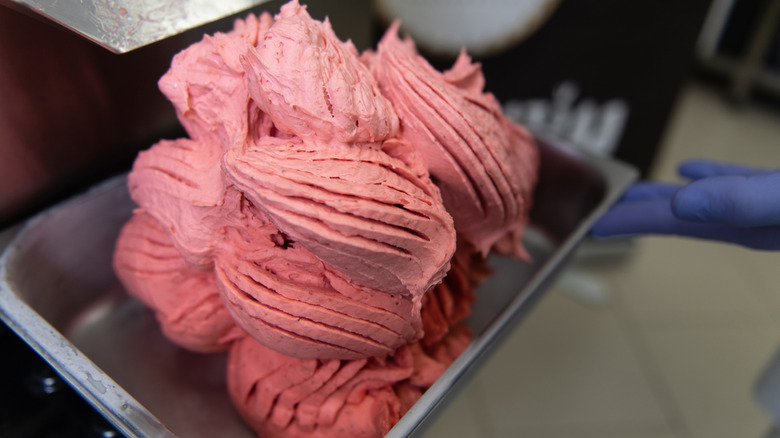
639, 324, 780, 438
422, 383, 492, 438
728, 250, 780, 327
489, 423, 679, 438
652, 83, 780, 182
586, 237, 778, 329
469, 289, 670, 435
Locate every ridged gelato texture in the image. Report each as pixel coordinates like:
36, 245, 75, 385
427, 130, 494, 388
112, 0, 538, 437
239, 5, 398, 143
368, 23, 539, 258
226, 259, 475, 438
114, 211, 244, 352
117, 1, 456, 360
227, 327, 474, 438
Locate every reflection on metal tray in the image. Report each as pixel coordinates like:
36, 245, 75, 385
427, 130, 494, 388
0, 138, 636, 438
2, 0, 270, 53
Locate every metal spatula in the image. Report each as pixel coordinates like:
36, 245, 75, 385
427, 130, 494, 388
3, 0, 269, 53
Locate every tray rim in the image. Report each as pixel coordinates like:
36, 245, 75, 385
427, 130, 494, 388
388, 144, 637, 437
0, 175, 176, 438
0, 144, 637, 438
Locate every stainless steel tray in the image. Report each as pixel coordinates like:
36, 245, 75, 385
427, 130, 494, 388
0, 138, 636, 438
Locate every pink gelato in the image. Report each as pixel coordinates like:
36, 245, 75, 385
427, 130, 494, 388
112, 1, 538, 436
117, 1, 456, 360
226, 253, 477, 438
368, 24, 539, 258
114, 211, 243, 352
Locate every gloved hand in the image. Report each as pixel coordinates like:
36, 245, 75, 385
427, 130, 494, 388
591, 160, 780, 250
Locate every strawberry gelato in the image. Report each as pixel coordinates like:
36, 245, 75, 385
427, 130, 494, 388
369, 24, 538, 258
113, 1, 538, 436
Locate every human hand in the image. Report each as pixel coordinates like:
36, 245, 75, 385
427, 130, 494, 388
591, 160, 780, 250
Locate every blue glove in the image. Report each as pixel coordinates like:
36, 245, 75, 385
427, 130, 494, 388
591, 160, 780, 250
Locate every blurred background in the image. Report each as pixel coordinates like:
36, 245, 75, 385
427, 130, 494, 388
1, 0, 780, 437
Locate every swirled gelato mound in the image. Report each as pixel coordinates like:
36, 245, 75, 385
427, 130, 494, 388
226, 256, 476, 438
119, 1, 455, 360
114, 211, 243, 352
113, 1, 538, 436
368, 23, 539, 258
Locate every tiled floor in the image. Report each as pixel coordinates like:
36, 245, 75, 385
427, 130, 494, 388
424, 81, 780, 437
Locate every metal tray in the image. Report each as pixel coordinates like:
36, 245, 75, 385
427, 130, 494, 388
0, 138, 636, 438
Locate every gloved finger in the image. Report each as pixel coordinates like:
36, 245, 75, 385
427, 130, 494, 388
672, 172, 780, 227
619, 182, 681, 202
678, 160, 775, 180
590, 198, 680, 237
590, 199, 780, 250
